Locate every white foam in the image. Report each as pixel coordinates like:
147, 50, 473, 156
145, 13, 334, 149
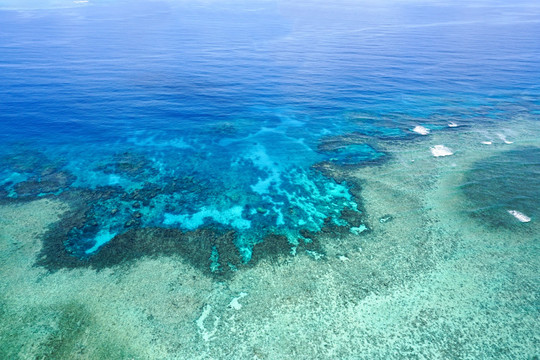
481, 141, 492, 145
430, 145, 453, 157
412, 125, 430, 135
507, 210, 531, 223
497, 133, 513, 144
448, 122, 459, 127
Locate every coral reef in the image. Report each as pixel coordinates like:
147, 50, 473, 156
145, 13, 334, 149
1, 137, 376, 277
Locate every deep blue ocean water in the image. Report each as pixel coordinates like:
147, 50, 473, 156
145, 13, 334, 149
1, 0, 539, 265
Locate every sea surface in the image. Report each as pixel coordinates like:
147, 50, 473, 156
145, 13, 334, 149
0, 0, 539, 358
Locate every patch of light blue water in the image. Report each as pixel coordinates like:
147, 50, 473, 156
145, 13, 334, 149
84, 229, 117, 255
164, 206, 251, 231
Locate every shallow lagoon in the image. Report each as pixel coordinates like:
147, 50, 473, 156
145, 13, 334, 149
0, 0, 539, 358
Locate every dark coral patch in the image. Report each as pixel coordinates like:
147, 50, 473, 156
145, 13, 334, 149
315, 133, 387, 169
36, 201, 335, 277
1, 150, 73, 200
36, 222, 244, 277
249, 231, 328, 265
318, 133, 370, 152
210, 121, 238, 136
344, 112, 406, 139
318, 132, 385, 153
3, 151, 55, 174
340, 207, 364, 228
95, 152, 158, 180
251, 234, 294, 264
14, 171, 76, 197
28, 181, 245, 275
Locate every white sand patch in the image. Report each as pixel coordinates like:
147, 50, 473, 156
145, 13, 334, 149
196, 305, 220, 342
430, 145, 453, 157
481, 141, 492, 145
350, 224, 367, 235
448, 122, 459, 127
412, 126, 430, 135
229, 292, 248, 310
507, 210, 531, 223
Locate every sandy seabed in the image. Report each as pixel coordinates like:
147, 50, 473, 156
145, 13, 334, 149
1, 116, 538, 359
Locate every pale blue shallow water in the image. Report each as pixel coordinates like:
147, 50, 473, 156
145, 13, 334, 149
0, 0, 539, 263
